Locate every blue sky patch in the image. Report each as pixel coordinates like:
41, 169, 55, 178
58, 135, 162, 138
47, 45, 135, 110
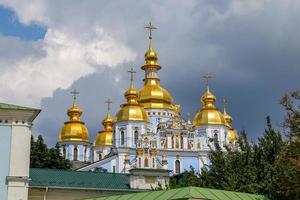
0, 6, 46, 41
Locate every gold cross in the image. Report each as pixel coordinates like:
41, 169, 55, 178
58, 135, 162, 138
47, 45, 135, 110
203, 73, 212, 87
144, 22, 157, 39
105, 98, 113, 113
70, 89, 80, 102
128, 67, 136, 84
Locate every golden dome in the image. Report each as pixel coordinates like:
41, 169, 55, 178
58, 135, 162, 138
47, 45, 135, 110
94, 114, 113, 147
116, 76, 149, 123
193, 86, 226, 126
138, 23, 174, 110
222, 98, 238, 141
228, 128, 238, 142
59, 102, 89, 142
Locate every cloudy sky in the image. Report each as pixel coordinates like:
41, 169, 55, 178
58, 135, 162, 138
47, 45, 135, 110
0, 0, 299, 146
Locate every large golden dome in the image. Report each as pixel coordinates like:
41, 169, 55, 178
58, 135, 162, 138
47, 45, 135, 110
138, 23, 174, 110
94, 114, 113, 147
116, 78, 149, 123
59, 102, 89, 142
193, 87, 226, 126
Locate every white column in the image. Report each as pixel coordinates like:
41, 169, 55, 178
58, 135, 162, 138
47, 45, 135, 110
7, 123, 31, 200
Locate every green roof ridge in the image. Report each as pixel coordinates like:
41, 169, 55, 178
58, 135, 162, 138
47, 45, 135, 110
0, 102, 39, 110
83, 186, 268, 200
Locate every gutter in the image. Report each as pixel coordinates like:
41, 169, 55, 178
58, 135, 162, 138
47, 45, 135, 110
29, 185, 146, 192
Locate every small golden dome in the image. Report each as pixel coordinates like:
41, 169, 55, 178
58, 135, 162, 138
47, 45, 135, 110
228, 128, 238, 142
59, 102, 89, 142
116, 78, 149, 123
94, 114, 113, 147
193, 86, 226, 126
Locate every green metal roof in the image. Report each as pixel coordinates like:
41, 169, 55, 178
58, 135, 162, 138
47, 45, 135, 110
84, 186, 268, 200
0, 102, 39, 110
29, 168, 132, 191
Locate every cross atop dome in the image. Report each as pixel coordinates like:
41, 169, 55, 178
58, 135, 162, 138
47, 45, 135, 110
105, 98, 113, 114
128, 67, 136, 85
71, 89, 80, 105
203, 73, 212, 88
144, 22, 157, 40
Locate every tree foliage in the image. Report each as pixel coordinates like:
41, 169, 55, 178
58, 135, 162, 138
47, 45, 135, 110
30, 135, 71, 169
171, 91, 300, 200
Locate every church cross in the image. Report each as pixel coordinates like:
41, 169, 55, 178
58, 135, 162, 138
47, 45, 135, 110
203, 73, 212, 87
71, 89, 80, 103
128, 67, 136, 84
105, 98, 113, 114
144, 22, 157, 39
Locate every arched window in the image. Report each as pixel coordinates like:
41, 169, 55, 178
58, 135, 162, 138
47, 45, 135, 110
144, 157, 149, 167
99, 154, 102, 160
84, 146, 87, 162
63, 146, 66, 158
73, 146, 78, 161
138, 158, 141, 168
175, 136, 179, 148
134, 129, 139, 145
175, 160, 181, 174
121, 130, 125, 145
152, 158, 155, 168
181, 136, 183, 149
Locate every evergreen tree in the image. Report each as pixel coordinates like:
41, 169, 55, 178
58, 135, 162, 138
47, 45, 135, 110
45, 143, 71, 169
30, 135, 71, 169
274, 91, 300, 199
170, 166, 199, 188
30, 135, 48, 168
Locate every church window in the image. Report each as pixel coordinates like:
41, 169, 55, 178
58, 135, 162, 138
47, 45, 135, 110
63, 146, 66, 158
175, 137, 179, 148
121, 130, 125, 145
152, 158, 155, 168
84, 146, 87, 162
134, 129, 139, 145
181, 136, 183, 148
73, 146, 78, 161
175, 160, 181, 174
139, 158, 142, 168
144, 157, 149, 167
99, 154, 102, 160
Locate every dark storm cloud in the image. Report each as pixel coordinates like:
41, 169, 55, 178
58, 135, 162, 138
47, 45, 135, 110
28, 0, 300, 145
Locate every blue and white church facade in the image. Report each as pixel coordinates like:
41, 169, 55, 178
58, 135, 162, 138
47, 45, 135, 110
63, 24, 239, 175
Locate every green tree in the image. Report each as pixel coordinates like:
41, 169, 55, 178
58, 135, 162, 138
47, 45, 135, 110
170, 166, 199, 188
30, 135, 71, 169
30, 135, 48, 168
274, 91, 300, 199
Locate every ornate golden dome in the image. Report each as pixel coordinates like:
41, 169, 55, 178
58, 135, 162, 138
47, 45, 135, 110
222, 98, 238, 141
138, 22, 174, 110
94, 114, 113, 147
116, 68, 149, 123
59, 95, 89, 142
193, 85, 226, 126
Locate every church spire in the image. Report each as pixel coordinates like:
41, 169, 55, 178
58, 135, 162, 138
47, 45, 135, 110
201, 73, 216, 108
143, 22, 160, 68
